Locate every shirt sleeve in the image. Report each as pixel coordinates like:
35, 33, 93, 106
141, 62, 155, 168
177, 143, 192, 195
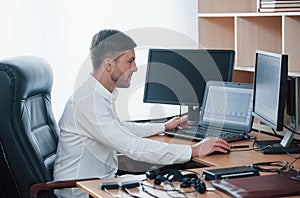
74, 97, 191, 165
120, 121, 165, 137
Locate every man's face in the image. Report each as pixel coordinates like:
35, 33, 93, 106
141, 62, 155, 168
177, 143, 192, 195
111, 49, 137, 88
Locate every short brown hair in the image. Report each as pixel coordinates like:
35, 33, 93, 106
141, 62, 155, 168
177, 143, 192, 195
90, 29, 137, 70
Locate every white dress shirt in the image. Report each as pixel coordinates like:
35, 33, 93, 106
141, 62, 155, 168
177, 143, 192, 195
53, 74, 191, 198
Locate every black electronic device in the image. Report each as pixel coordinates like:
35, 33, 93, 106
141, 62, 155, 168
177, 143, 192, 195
180, 176, 207, 194
193, 179, 207, 194
164, 81, 254, 142
121, 180, 140, 189
252, 50, 300, 154
146, 167, 207, 194
146, 167, 184, 181
152, 169, 184, 185
201, 166, 260, 181
143, 49, 235, 124
180, 174, 199, 188
100, 182, 120, 190
252, 50, 288, 131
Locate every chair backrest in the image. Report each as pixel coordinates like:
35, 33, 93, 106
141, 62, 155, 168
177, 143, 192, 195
0, 56, 59, 198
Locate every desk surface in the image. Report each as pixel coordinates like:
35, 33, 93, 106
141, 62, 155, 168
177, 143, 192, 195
77, 131, 300, 197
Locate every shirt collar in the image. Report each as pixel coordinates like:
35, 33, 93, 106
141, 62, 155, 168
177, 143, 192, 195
87, 74, 118, 104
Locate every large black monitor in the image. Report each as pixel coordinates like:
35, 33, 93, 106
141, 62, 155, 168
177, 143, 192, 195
143, 49, 235, 124
252, 50, 288, 131
252, 50, 300, 154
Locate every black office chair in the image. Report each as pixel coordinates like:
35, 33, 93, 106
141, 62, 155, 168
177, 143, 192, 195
0, 56, 96, 198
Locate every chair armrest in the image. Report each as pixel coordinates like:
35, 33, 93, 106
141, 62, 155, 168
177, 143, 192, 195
30, 178, 99, 198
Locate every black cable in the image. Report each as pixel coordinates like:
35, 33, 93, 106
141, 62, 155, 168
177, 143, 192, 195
288, 155, 300, 170
143, 180, 224, 198
103, 188, 121, 197
141, 183, 178, 193
250, 136, 257, 140
289, 173, 300, 181
140, 183, 159, 198
252, 136, 270, 151
122, 187, 142, 198
252, 132, 300, 155
164, 182, 187, 198
252, 137, 280, 152
250, 136, 261, 151
253, 144, 274, 152
142, 179, 183, 198
271, 128, 279, 136
284, 124, 300, 136
141, 182, 196, 197
179, 104, 182, 117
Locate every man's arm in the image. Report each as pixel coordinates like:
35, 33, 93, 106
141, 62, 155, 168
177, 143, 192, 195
121, 121, 165, 137
121, 115, 188, 137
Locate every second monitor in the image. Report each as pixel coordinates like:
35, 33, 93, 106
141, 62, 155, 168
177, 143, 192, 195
143, 49, 235, 124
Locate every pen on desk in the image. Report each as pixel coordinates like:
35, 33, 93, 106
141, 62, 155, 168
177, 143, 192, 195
230, 145, 249, 149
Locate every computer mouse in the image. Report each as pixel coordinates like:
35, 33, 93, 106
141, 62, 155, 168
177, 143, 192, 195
209, 149, 230, 155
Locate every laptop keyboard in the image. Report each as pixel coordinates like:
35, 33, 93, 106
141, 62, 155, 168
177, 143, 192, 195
165, 127, 246, 142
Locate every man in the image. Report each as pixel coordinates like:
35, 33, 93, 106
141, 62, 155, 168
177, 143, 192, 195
53, 29, 230, 197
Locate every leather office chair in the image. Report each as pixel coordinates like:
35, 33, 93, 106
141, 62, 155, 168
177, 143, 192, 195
0, 56, 95, 198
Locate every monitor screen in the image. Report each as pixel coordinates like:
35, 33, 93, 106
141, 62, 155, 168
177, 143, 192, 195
143, 49, 235, 106
200, 81, 254, 132
252, 50, 288, 131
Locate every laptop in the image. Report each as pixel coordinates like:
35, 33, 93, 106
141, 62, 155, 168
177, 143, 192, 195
165, 81, 254, 142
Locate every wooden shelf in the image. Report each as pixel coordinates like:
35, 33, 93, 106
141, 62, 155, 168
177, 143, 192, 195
198, 12, 300, 17
198, 17, 234, 49
236, 16, 282, 66
198, 0, 300, 131
198, 0, 257, 13
284, 15, 300, 72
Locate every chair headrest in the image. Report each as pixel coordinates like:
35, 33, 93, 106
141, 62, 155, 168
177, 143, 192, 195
0, 55, 53, 99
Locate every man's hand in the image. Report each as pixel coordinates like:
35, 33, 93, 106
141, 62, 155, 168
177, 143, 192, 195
191, 137, 230, 157
164, 115, 189, 131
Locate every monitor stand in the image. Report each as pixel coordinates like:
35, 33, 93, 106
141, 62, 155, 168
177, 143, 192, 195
187, 105, 200, 126
255, 140, 300, 154
255, 77, 300, 154
255, 114, 300, 154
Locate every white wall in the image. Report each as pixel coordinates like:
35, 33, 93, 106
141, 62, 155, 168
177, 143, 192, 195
0, 0, 198, 121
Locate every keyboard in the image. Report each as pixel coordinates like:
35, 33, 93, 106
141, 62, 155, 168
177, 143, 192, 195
164, 127, 247, 142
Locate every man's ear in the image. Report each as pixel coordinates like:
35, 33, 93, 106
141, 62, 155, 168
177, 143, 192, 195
103, 58, 113, 72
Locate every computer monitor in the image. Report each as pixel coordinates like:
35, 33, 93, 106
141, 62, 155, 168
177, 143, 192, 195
252, 50, 300, 154
143, 49, 235, 124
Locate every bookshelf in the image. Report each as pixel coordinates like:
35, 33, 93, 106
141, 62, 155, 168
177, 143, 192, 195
198, 0, 300, 137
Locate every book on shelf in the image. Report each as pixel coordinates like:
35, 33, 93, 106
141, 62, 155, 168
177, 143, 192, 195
260, 0, 300, 12
259, 7, 300, 12
261, 3, 300, 8
261, 0, 300, 2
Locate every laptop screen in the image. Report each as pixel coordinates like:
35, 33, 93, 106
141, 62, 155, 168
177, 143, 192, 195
199, 81, 254, 132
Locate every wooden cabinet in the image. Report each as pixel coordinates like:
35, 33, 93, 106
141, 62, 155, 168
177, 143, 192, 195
198, 0, 300, 135
198, 0, 300, 72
